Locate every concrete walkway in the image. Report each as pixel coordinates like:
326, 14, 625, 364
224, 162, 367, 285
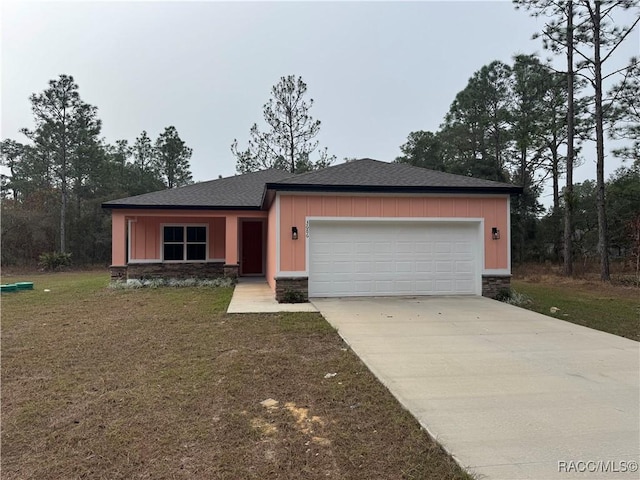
227, 278, 317, 313
312, 296, 640, 480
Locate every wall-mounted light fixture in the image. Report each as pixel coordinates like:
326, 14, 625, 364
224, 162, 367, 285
491, 227, 500, 240
292, 226, 299, 240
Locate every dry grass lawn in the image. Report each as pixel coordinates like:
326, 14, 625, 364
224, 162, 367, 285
512, 271, 639, 341
1, 271, 470, 480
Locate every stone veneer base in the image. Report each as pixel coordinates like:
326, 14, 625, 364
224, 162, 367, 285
109, 262, 235, 281
112, 266, 509, 300
275, 277, 309, 303
274, 275, 512, 301
481, 275, 511, 299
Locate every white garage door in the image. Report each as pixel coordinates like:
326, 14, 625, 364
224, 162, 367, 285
308, 220, 480, 297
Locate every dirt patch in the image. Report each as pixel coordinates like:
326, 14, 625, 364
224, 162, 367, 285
250, 417, 278, 436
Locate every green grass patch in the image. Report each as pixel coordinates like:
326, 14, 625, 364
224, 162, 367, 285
512, 279, 639, 341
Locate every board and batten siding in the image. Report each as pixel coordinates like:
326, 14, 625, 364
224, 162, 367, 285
265, 199, 278, 290
278, 194, 509, 273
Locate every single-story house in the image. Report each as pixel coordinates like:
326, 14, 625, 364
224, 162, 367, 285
102, 158, 521, 300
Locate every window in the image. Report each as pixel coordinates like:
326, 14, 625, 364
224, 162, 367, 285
163, 226, 207, 261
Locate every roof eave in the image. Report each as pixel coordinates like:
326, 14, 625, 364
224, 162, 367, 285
101, 203, 264, 211
265, 183, 523, 195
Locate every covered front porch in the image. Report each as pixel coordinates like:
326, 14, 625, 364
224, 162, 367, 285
109, 209, 270, 282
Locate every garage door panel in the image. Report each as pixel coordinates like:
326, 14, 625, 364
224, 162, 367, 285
308, 221, 479, 297
353, 262, 373, 273
374, 242, 392, 253
331, 261, 353, 273
415, 279, 435, 291
312, 261, 334, 274
333, 242, 353, 254
313, 243, 336, 254
374, 262, 394, 273
416, 261, 434, 273
354, 281, 374, 294
454, 241, 473, 254
395, 262, 413, 273
374, 280, 394, 291
355, 242, 373, 253
396, 241, 416, 254
456, 279, 475, 292
434, 279, 453, 293
394, 280, 413, 292
435, 261, 453, 273
435, 242, 452, 254
456, 261, 474, 273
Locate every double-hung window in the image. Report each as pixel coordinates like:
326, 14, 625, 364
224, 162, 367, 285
163, 226, 207, 261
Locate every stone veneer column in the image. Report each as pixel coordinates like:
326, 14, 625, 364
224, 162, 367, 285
481, 275, 511, 298
274, 276, 309, 303
109, 265, 128, 282
223, 264, 239, 279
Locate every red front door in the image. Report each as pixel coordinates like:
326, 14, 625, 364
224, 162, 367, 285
241, 221, 264, 275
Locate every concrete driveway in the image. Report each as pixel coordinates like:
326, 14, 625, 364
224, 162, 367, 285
312, 296, 640, 480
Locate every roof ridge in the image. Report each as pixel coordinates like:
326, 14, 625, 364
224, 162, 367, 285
276, 158, 382, 181
269, 158, 518, 189
388, 161, 515, 188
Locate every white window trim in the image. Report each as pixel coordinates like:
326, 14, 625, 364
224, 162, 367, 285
160, 223, 209, 263
483, 269, 511, 276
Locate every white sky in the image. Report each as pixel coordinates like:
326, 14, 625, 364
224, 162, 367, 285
2, 1, 638, 208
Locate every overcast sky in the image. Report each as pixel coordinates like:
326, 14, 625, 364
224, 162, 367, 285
2, 1, 638, 207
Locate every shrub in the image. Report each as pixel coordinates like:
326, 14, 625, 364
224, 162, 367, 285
108, 277, 234, 290
280, 289, 307, 303
494, 287, 512, 302
496, 288, 532, 307
38, 252, 72, 271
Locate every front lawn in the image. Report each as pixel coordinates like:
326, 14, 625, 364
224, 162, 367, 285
1, 271, 469, 480
511, 278, 639, 341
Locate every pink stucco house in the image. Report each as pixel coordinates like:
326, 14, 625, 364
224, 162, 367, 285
102, 159, 521, 300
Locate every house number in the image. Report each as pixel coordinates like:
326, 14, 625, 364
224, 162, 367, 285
305, 221, 310, 238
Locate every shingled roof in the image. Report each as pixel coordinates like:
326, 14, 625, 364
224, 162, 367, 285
102, 168, 292, 210
102, 159, 521, 210
266, 158, 521, 193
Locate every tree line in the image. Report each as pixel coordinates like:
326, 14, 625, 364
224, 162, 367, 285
395, 1, 639, 280
1, 75, 193, 266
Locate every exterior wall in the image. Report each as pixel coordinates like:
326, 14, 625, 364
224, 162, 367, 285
111, 209, 268, 276
111, 212, 127, 266
265, 199, 278, 291
210, 218, 225, 259
130, 217, 161, 261
278, 194, 510, 274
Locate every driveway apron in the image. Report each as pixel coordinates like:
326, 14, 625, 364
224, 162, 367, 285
312, 296, 640, 480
